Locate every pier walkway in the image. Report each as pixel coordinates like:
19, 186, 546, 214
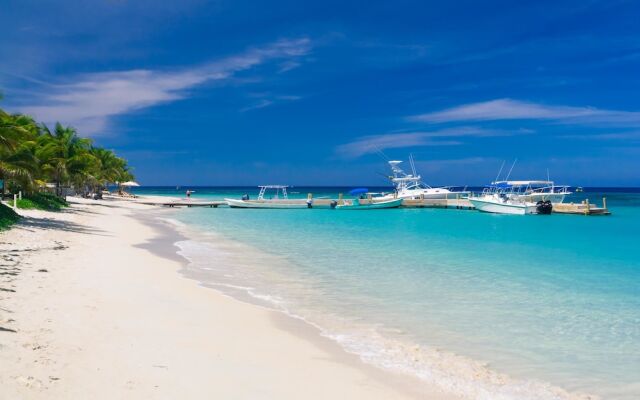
137, 200, 227, 208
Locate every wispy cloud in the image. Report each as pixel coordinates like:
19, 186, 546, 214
275, 95, 302, 101
411, 98, 640, 127
335, 127, 523, 158
18, 38, 311, 134
239, 99, 274, 112
559, 131, 640, 140
278, 60, 302, 73
240, 93, 302, 112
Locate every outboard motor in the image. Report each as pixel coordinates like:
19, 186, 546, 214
330, 200, 338, 209
241, 194, 250, 201
536, 200, 553, 215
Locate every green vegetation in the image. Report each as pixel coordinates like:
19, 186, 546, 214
0, 203, 20, 230
1, 99, 133, 219
16, 193, 69, 211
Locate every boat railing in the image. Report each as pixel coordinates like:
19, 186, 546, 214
528, 185, 571, 194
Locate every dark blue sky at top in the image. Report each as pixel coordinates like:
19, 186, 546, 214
1, 0, 639, 186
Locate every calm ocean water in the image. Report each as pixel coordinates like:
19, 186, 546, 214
134, 186, 640, 400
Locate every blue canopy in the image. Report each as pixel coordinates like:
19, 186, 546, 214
486, 182, 512, 189
349, 188, 369, 196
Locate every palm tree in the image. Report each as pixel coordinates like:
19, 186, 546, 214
91, 147, 119, 185
38, 123, 93, 196
0, 101, 134, 201
0, 111, 39, 194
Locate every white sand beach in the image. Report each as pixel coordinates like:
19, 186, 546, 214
0, 198, 455, 399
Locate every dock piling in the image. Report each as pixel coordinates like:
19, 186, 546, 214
585, 199, 590, 216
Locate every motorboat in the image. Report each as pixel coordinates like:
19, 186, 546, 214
469, 182, 538, 215
225, 185, 313, 209
498, 180, 571, 204
469, 161, 571, 215
380, 157, 469, 200
337, 198, 403, 210
333, 188, 403, 209
469, 193, 539, 215
469, 182, 557, 215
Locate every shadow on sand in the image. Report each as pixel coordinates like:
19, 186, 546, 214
17, 216, 108, 236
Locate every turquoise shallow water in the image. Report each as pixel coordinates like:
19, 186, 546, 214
136, 187, 640, 399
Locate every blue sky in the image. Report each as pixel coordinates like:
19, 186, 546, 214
2, 0, 639, 186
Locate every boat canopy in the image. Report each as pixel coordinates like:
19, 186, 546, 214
257, 185, 289, 200
487, 182, 513, 189
493, 180, 553, 186
349, 188, 369, 196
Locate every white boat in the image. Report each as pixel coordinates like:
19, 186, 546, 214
469, 181, 559, 215
470, 161, 571, 215
225, 185, 312, 209
336, 198, 403, 210
380, 158, 469, 200
469, 194, 539, 215
499, 180, 571, 204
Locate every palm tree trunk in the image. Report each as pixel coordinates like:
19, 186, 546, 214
55, 170, 61, 197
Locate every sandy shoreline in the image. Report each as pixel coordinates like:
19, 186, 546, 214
0, 198, 455, 399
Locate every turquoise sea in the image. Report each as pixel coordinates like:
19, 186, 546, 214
134, 186, 640, 400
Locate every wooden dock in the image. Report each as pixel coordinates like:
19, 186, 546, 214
138, 200, 227, 208
305, 197, 475, 209
552, 198, 611, 215
130, 194, 611, 215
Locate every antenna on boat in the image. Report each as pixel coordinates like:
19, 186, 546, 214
409, 153, 418, 177
505, 159, 518, 181
375, 147, 390, 162
494, 160, 506, 182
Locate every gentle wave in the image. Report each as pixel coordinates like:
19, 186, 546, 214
170, 231, 596, 400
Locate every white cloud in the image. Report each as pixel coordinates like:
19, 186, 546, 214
239, 93, 302, 112
560, 131, 640, 140
411, 98, 640, 127
335, 127, 519, 158
239, 99, 274, 112
278, 60, 302, 73
19, 38, 311, 134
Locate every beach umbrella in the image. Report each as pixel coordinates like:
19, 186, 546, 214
121, 181, 140, 187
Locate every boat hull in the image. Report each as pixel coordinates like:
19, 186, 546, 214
225, 198, 311, 209
336, 198, 403, 210
469, 198, 538, 215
